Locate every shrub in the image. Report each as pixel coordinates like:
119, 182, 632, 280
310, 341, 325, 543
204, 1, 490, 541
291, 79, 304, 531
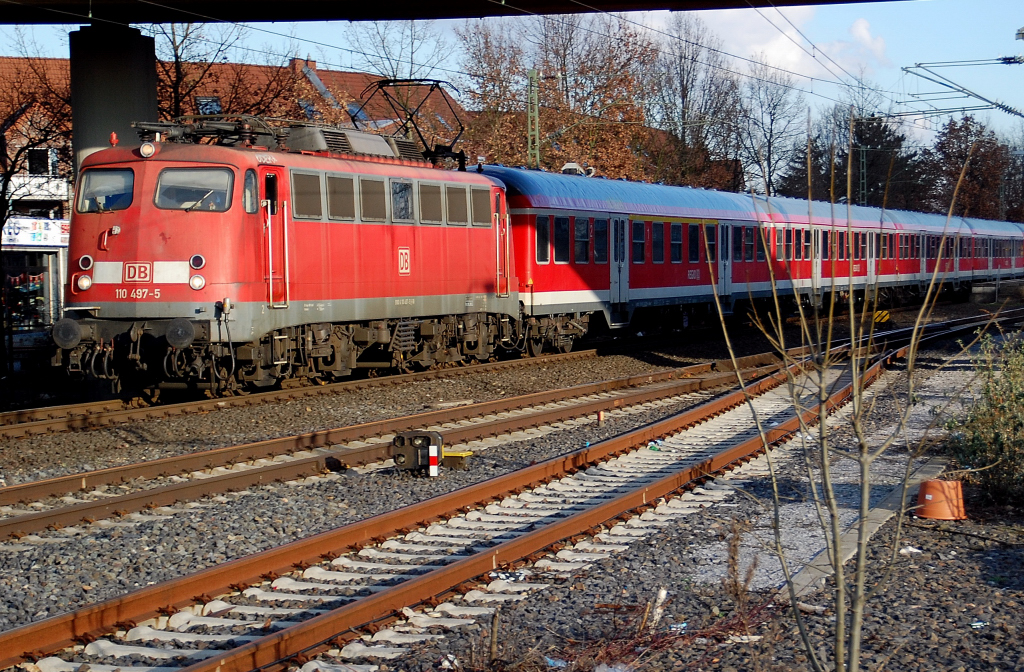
947, 335, 1024, 504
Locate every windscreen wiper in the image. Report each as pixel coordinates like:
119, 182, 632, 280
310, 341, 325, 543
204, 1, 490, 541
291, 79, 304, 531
185, 190, 216, 212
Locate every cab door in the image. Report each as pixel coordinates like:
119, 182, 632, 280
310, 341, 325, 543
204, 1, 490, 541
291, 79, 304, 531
260, 167, 289, 308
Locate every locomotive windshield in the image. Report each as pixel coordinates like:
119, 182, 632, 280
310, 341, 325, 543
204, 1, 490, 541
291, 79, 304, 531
77, 169, 134, 213
155, 168, 234, 212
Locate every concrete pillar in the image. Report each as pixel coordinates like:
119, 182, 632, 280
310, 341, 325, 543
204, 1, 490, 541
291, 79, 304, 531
70, 25, 158, 171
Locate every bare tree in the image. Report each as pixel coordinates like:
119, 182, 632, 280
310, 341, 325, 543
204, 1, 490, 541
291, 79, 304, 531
0, 55, 72, 378
738, 53, 805, 194
454, 18, 528, 165
145, 23, 298, 121
346, 20, 450, 83
652, 13, 741, 182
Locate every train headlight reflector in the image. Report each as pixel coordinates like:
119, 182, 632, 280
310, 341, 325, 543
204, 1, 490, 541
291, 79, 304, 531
79, 255, 94, 271
76, 275, 92, 291
140, 142, 157, 158
189, 274, 206, 291
190, 254, 206, 269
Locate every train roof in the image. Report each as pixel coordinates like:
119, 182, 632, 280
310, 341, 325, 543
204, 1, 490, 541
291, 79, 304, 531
484, 165, 1023, 238
482, 166, 756, 221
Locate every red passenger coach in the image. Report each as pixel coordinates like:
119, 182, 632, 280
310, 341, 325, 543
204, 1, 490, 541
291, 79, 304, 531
484, 166, 1024, 334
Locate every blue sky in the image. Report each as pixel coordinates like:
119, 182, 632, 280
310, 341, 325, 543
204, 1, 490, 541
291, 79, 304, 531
3, 0, 1022, 139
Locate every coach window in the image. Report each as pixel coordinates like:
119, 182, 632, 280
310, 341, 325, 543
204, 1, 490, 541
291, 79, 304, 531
744, 227, 755, 262
776, 228, 785, 261
889, 233, 896, 259
471, 188, 492, 227
756, 228, 766, 262
632, 221, 645, 263
327, 175, 356, 220
670, 223, 683, 263
687, 224, 699, 263
536, 216, 550, 264
391, 180, 414, 222
360, 178, 387, 222
652, 222, 665, 263
243, 169, 258, 214
732, 226, 743, 262
155, 168, 233, 212
446, 185, 468, 225
594, 219, 608, 263
803, 230, 811, 260
554, 217, 571, 263
574, 217, 590, 263
291, 172, 322, 219
705, 225, 717, 262
419, 184, 443, 224
822, 230, 830, 260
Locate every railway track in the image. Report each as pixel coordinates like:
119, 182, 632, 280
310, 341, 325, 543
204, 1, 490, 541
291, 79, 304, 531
0, 350, 599, 440
1, 312, 1019, 672
0, 354, 783, 539
0, 351, 816, 672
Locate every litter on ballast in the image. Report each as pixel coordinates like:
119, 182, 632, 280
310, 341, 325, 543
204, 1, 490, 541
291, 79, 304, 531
796, 602, 826, 615
971, 621, 989, 629
544, 657, 568, 668
727, 635, 763, 644
668, 622, 688, 632
899, 546, 924, 556
439, 653, 461, 669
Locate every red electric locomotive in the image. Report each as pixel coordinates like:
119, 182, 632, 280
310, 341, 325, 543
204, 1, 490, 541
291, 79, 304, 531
52, 119, 533, 393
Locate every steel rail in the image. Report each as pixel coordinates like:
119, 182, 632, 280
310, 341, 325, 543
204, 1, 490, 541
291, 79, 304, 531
1, 314, 1019, 668
0, 350, 599, 439
0, 363, 794, 669
0, 358, 783, 538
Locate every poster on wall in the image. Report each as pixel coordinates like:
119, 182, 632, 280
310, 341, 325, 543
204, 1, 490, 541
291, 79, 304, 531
1, 218, 69, 248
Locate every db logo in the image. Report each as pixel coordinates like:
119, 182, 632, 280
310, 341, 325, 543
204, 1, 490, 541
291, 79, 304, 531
124, 262, 152, 283
397, 247, 411, 276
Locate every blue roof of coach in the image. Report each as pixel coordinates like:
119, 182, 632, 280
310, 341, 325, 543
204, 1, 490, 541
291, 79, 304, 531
483, 166, 1024, 238
482, 166, 757, 221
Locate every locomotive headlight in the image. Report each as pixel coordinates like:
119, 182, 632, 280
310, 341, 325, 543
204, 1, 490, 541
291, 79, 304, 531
79, 255, 94, 271
189, 254, 206, 270
139, 142, 157, 158
189, 274, 206, 290
76, 275, 92, 291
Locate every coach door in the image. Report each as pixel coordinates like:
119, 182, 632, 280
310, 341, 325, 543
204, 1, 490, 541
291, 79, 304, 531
495, 191, 510, 297
610, 218, 629, 305
718, 223, 732, 300
260, 167, 290, 308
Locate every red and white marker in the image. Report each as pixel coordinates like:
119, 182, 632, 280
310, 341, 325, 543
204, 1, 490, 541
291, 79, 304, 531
428, 445, 439, 477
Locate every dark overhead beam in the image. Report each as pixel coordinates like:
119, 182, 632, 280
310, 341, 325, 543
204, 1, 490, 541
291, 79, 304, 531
3, 0, 889, 24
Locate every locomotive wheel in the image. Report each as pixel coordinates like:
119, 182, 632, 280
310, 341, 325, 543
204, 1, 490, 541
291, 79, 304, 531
559, 339, 574, 354
527, 337, 544, 357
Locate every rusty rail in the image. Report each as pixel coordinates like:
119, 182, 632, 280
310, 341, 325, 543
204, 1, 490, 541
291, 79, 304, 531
0, 349, 599, 439
3, 314, 1019, 669
0, 359, 792, 669
0, 357, 782, 538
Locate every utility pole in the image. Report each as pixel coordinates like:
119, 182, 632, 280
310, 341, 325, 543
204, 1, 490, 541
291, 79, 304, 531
527, 69, 540, 169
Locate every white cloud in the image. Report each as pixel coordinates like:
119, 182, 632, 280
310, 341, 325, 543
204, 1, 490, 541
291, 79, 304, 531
849, 18, 888, 63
